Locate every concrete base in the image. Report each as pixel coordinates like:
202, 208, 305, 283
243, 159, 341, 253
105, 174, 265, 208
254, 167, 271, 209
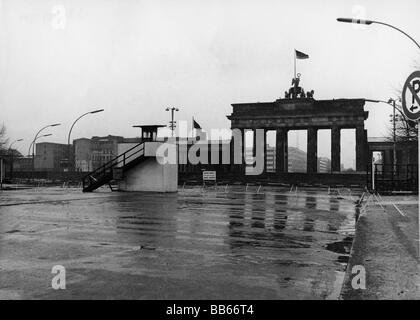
117, 141, 178, 193
118, 158, 178, 192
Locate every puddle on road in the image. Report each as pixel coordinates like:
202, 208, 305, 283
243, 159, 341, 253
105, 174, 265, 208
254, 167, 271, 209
5, 229, 20, 234
325, 236, 354, 255
325, 235, 354, 265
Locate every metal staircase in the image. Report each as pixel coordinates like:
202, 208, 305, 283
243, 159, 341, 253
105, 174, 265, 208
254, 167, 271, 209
82, 142, 146, 192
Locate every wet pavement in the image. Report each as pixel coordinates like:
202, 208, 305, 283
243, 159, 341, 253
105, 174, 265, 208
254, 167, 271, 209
0, 186, 359, 299
341, 194, 420, 300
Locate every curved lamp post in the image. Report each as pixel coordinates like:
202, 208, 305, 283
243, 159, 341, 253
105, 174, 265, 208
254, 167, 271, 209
32, 123, 61, 156
67, 109, 104, 171
337, 18, 420, 50
338, 17, 420, 189
28, 134, 52, 157
31, 124, 60, 176
9, 138, 23, 151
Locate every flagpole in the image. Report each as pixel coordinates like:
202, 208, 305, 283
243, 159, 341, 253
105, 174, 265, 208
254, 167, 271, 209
294, 49, 296, 79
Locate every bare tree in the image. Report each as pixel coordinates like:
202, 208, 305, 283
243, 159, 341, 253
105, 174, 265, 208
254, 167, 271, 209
0, 124, 9, 151
387, 116, 418, 143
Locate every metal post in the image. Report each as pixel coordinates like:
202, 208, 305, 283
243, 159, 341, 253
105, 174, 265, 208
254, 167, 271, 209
10, 152, 13, 180
68, 109, 103, 174
0, 158, 3, 190
166, 107, 179, 138
372, 159, 375, 191
171, 108, 174, 137
392, 99, 397, 174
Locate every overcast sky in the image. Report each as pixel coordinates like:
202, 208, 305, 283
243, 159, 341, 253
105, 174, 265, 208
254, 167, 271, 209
1, 0, 419, 167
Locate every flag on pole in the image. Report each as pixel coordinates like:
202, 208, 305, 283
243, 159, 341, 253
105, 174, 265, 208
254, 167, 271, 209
192, 118, 205, 140
295, 49, 309, 59
294, 49, 309, 79
193, 118, 201, 129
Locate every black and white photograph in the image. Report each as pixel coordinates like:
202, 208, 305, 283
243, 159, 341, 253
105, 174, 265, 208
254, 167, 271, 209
0, 0, 419, 309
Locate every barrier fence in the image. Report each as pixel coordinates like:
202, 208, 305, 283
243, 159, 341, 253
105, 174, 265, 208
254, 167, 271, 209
367, 163, 418, 193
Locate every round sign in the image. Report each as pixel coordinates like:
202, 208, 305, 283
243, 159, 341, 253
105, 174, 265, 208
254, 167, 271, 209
402, 70, 420, 121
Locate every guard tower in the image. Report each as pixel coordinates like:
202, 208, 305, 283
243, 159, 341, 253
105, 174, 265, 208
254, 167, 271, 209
82, 124, 177, 192
133, 125, 166, 141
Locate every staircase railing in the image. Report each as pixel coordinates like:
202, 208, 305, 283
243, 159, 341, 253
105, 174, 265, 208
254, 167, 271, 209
82, 142, 145, 190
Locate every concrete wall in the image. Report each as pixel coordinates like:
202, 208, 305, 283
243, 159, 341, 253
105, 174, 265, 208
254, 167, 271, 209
118, 157, 178, 192
118, 141, 178, 192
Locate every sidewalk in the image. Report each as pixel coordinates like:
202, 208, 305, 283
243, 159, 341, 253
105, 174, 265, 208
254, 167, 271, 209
341, 194, 420, 299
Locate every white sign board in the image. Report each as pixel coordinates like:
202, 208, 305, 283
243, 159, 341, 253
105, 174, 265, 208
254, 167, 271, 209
203, 170, 216, 182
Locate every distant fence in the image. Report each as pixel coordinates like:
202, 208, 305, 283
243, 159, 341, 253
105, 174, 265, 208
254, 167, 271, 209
367, 164, 418, 193
10, 171, 85, 182
179, 170, 367, 187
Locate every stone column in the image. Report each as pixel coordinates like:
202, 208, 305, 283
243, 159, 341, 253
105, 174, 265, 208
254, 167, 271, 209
242, 128, 247, 174
355, 125, 366, 172
252, 129, 257, 158
218, 141, 224, 172
263, 129, 267, 174
364, 129, 369, 171
284, 130, 288, 173
307, 127, 318, 173
331, 126, 341, 172
229, 134, 235, 172
276, 128, 288, 173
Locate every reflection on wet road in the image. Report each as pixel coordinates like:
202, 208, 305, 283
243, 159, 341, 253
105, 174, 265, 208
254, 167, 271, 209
0, 186, 358, 299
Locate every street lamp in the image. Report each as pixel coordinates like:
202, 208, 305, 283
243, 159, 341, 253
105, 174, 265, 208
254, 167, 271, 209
165, 107, 179, 137
31, 124, 60, 175
8, 138, 23, 181
336, 18, 420, 50
338, 17, 420, 192
28, 134, 52, 157
9, 138, 23, 151
67, 109, 104, 171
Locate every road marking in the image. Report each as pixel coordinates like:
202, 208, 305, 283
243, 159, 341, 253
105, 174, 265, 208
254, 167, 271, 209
392, 203, 406, 217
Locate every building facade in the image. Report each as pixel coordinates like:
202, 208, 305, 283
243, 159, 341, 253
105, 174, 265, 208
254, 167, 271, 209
317, 157, 331, 173
227, 96, 368, 175
34, 142, 68, 171
74, 135, 142, 172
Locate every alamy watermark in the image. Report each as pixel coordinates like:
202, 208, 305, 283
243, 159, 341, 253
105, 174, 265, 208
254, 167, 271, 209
155, 120, 266, 175
51, 265, 66, 290
351, 265, 366, 290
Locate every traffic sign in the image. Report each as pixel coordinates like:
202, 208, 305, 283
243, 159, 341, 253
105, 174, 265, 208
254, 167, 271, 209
402, 70, 420, 121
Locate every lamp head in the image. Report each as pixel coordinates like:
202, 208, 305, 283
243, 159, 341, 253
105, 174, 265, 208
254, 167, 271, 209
90, 109, 104, 114
337, 18, 373, 25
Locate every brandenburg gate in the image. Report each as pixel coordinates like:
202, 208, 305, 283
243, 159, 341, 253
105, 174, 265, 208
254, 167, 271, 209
227, 79, 369, 176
